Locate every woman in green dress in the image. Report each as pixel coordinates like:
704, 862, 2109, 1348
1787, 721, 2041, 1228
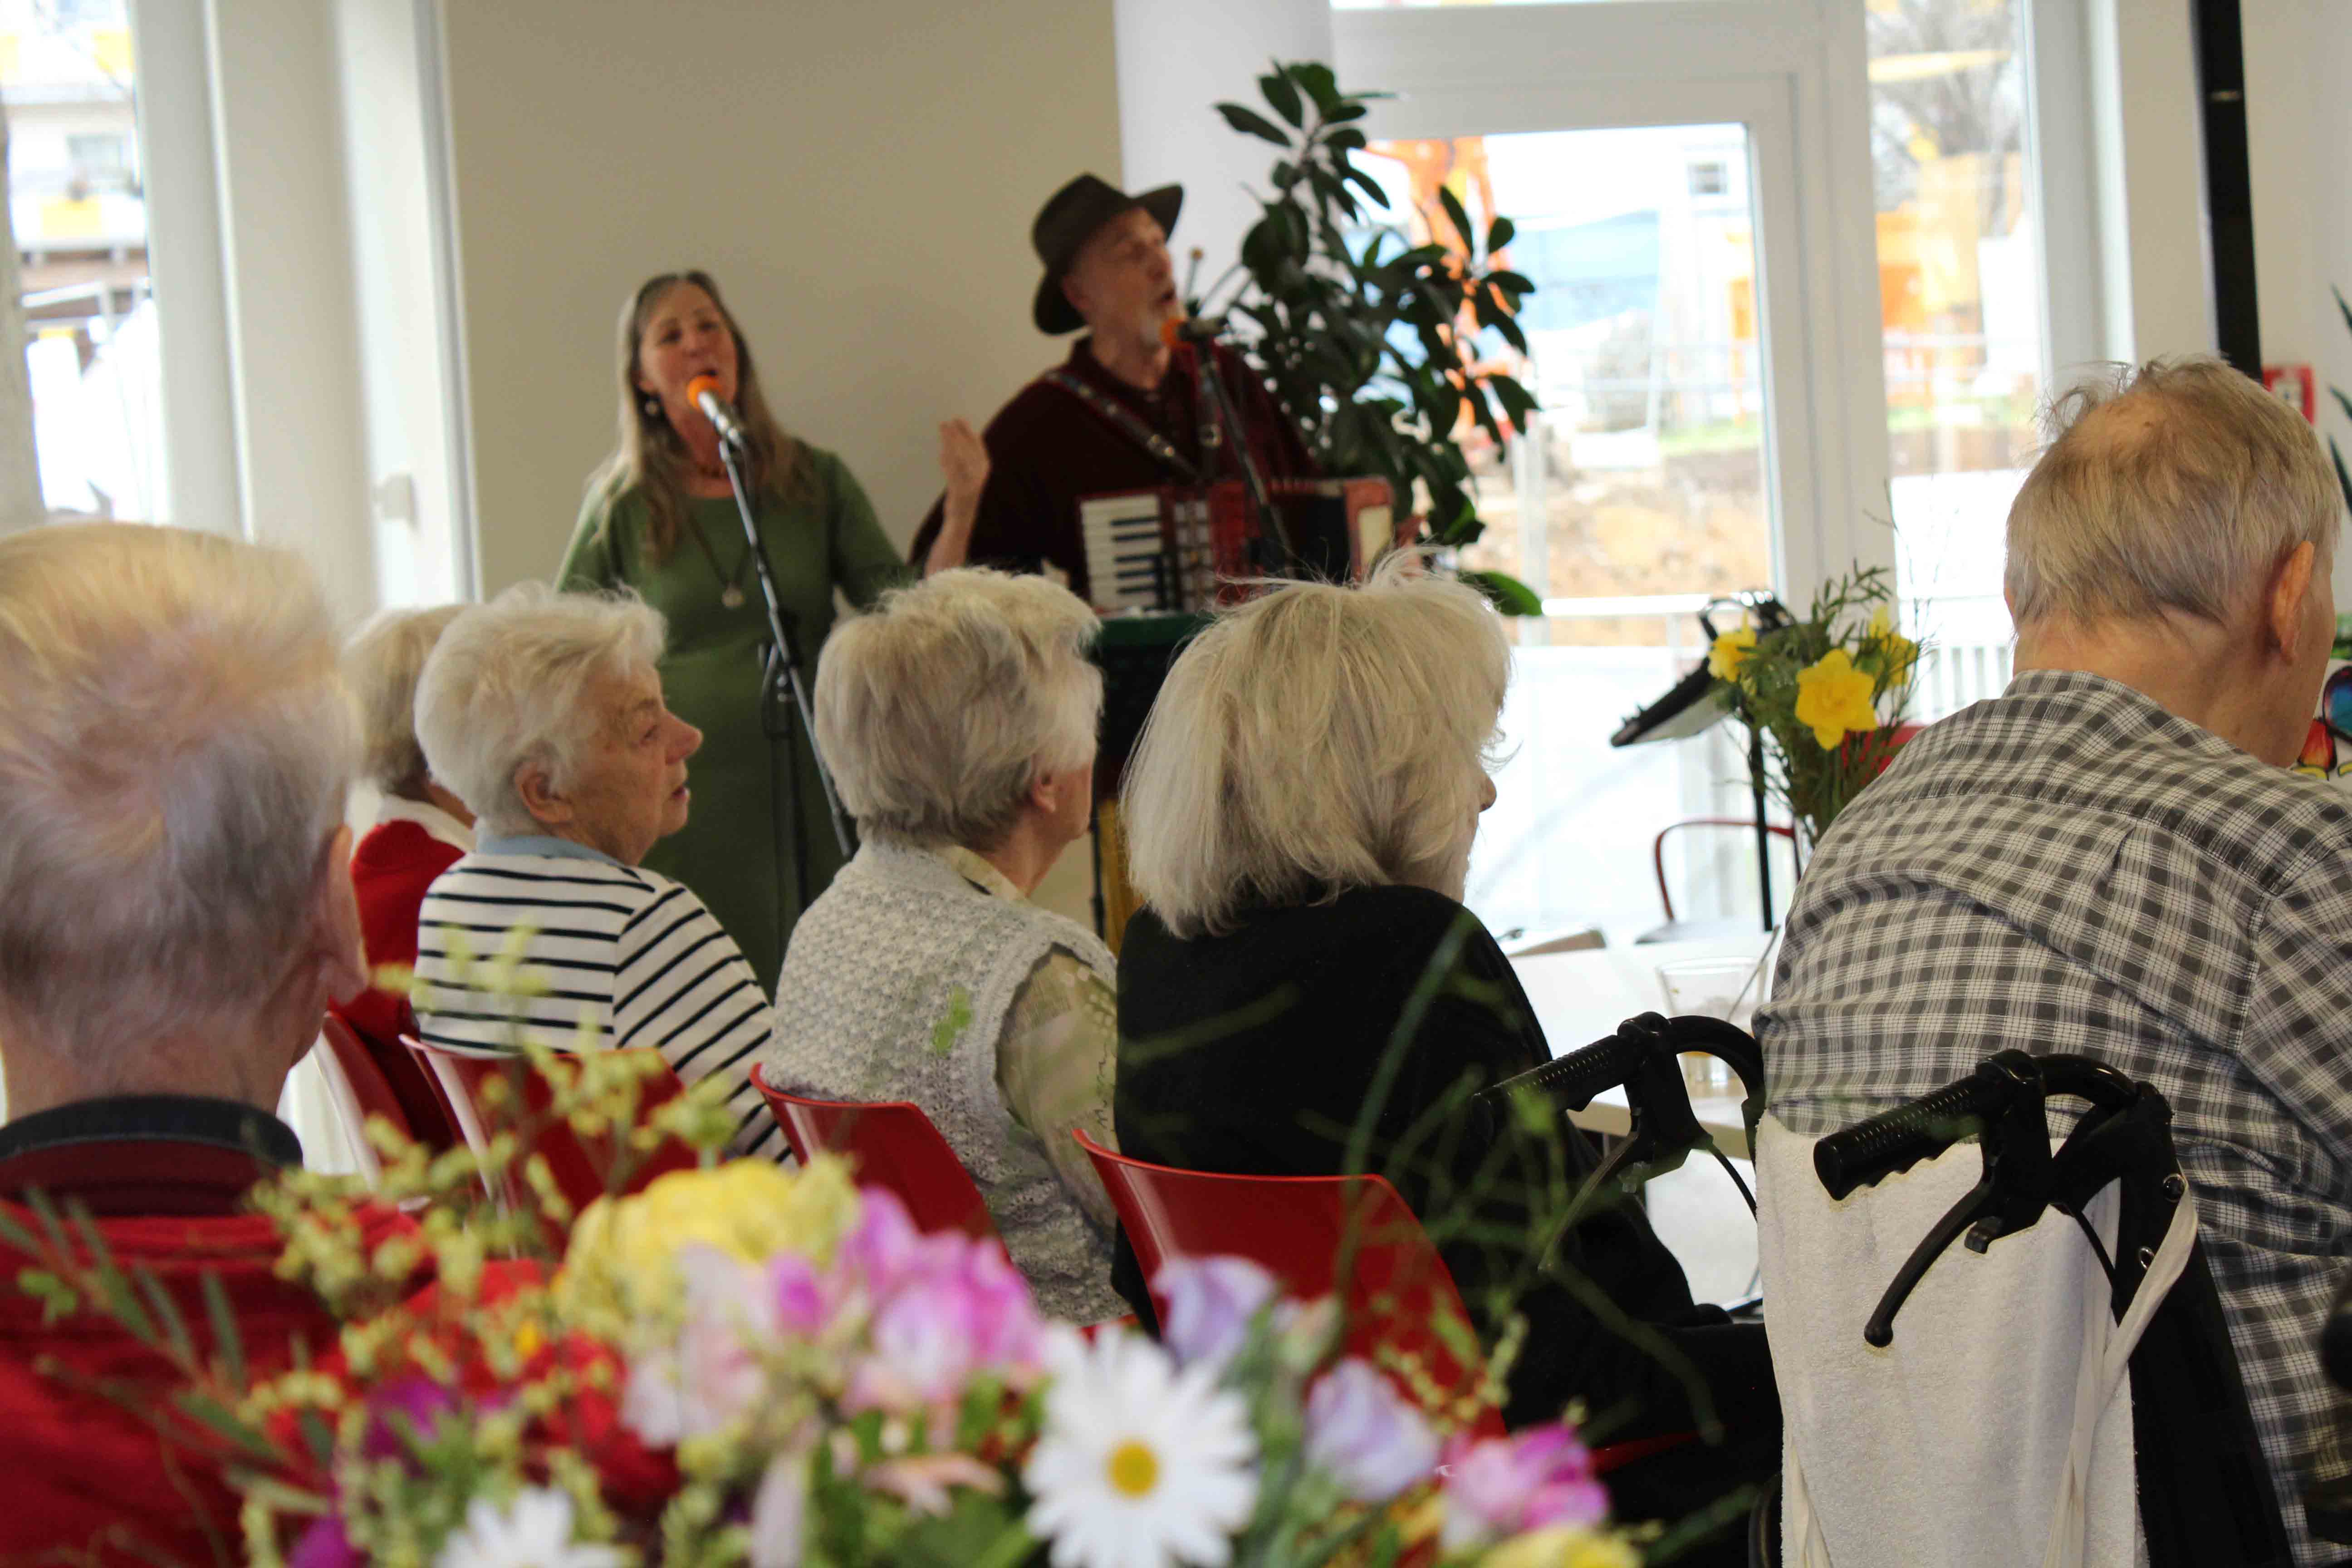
559, 270, 988, 993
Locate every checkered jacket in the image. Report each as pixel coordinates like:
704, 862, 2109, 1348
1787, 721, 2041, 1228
1761, 668, 2352, 1564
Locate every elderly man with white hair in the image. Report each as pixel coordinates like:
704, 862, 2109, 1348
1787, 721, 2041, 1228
1758, 358, 2352, 1565
412, 583, 777, 1160
764, 567, 1122, 1323
0, 524, 409, 1560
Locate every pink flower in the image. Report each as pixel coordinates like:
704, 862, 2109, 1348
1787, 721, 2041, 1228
1304, 1359, 1441, 1501
768, 1253, 829, 1336
838, 1186, 923, 1294
1154, 1254, 1279, 1369
622, 1245, 774, 1445
839, 1204, 1046, 1414
1441, 1426, 1610, 1548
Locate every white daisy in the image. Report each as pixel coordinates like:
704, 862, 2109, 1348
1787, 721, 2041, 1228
1024, 1328, 1259, 1568
435, 1488, 625, 1568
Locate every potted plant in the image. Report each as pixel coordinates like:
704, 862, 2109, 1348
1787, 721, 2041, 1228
1202, 61, 1542, 614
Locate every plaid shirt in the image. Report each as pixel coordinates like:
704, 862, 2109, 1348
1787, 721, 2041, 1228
1762, 668, 2352, 1564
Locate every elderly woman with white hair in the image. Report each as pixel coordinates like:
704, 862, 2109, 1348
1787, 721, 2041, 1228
1113, 560, 1779, 1535
764, 568, 1122, 1323
411, 583, 778, 1160
329, 604, 475, 1144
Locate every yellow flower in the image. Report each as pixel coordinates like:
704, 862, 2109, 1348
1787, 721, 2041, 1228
1707, 622, 1757, 681
1794, 647, 1880, 750
1480, 1526, 1642, 1568
1867, 604, 1918, 686
555, 1155, 859, 1322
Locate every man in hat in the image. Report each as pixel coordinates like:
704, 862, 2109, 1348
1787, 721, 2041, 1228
912, 173, 1315, 601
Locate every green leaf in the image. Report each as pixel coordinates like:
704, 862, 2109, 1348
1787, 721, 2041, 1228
1286, 61, 1343, 117
2334, 284, 2352, 338
201, 1272, 247, 1387
2332, 435, 2352, 518
1436, 183, 1475, 247
1486, 214, 1517, 253
1487, 268, 1536, 296
1490, 372, 1540, 428
1216, 102, 1292, 147
170, 1390, 280, 1462
134, 1266, 195, 1367
1341, 160, 1391, 212
16, 1269, 78, 1325
1326, 101, 1370, 124
1491, 307, 1531, 356
1259, 67, 1304, 128
1327, 127, 1367, 154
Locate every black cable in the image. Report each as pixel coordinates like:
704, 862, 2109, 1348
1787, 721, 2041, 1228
1714, 1145, 1759, 1216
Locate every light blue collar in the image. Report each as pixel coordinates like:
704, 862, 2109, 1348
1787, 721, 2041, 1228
475, 833, 626, 867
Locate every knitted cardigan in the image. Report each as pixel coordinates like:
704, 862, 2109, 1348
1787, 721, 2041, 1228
764, 839, 1124, 1322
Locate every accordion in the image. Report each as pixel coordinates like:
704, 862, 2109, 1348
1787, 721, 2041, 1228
1075, 477, 1400, 615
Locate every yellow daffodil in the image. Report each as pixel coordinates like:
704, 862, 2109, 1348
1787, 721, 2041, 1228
1867, 604, 1919, 686
1707, 622, 1757, 681
1794, 647, 1881, 750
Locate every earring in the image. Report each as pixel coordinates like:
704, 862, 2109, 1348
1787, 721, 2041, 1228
641, 394, 664, 423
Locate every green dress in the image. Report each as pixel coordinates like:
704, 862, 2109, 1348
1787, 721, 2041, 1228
556, 447, 907, 994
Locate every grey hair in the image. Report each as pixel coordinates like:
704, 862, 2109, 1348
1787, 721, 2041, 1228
0, 524, 354, 1071
2006, 357, 2342, 628
415, 583, 667, 837
816, 567, 1102, 850
344, 603, 466, 795
1122, 555, 1511, 939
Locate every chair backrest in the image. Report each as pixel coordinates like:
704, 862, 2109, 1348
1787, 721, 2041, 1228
400, 1036, 701, 1217
1074, 1129, 1501, 1437
311, 1020, 391, 1189
747, 1064, 996, 1241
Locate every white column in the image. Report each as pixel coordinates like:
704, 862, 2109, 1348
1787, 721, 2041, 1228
202, 0, 377, 623
127, 0, 240, 534
1113, 0, 1335, 310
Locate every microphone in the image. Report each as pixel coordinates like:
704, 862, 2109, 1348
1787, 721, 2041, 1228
1159, 314, 1228, 347
683, 374, 749, 451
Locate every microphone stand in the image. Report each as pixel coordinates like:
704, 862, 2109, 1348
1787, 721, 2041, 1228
715, 435, 857, 971
1189, 336, 1291, 572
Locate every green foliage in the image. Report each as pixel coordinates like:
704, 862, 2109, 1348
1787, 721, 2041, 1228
1209, 61, 1542, 612
2331, 287, 2352, 516
1711, 565, 1922, 843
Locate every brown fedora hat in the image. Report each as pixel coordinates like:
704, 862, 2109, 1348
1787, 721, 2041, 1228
1030, 173, 1183, 335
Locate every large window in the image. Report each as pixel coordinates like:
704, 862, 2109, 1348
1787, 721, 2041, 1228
1868, 0, 2043, 716
0, 0, 162, 521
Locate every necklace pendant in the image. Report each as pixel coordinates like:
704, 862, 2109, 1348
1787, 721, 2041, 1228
721, 584, 745, 610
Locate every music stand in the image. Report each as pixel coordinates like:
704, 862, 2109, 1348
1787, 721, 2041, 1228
1612, 594, 1790, 934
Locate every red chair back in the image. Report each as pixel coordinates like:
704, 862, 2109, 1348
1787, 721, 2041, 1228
1073, 1130, 1502, 1437
320, 1014, 414, 1142
400, 1037, 702, 1217
747, 1064, 996, 1241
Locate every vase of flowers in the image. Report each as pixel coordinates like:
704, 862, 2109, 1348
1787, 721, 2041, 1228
1705, 564, 1922, 848
0, 1051, 1646, 1568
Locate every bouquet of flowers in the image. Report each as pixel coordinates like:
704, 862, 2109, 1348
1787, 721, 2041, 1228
3, 1055, 1642, 1568
1705, 564, 1922, 845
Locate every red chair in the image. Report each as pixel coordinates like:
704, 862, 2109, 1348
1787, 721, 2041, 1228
1073, 1129, 1504, 1438
747, 1064, 997, 1242
314, 1016, 410, 1188
400, 1037, 703, 1218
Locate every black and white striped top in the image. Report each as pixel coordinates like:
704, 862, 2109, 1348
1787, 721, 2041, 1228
412, 836, 780, 1161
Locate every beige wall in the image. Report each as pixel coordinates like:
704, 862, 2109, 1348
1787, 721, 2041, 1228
439, 0, 1122, 594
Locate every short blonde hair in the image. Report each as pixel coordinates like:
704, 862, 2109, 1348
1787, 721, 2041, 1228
0, 524, 353, 1067
816, 567, 1102, 850
2006, 357, 2341, 628
1122, 557, 1510, 938
415, 584, 666, 837
344, 603, 466, 794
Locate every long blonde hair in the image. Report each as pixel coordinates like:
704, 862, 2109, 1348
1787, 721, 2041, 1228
585, 270, 807, 565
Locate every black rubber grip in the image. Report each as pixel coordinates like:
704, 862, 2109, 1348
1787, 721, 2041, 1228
1814, 1068, 2013, 1200
1507, 1031, 1650, 1112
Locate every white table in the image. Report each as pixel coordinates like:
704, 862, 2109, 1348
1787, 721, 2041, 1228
1509, 931, 1774, 1160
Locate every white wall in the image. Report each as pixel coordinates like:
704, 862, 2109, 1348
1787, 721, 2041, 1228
333, 0, 461, 608
436, 0, 1124, 595
1113, 0, 1333, 314
2082, 0, 2214, 365
2241, 1, 2352, 602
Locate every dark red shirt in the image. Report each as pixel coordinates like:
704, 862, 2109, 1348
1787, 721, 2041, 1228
909, 337, 1317, 603
0, 1097, 415, 1566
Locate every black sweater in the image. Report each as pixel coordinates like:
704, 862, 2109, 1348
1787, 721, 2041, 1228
1113, 885, 1733, 1433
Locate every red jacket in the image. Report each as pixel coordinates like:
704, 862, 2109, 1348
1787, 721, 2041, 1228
330, 814, 467, 1147
0, 1102, 412, 1567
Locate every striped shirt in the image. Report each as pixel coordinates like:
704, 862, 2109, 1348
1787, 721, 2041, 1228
413, 834, 779, 1161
